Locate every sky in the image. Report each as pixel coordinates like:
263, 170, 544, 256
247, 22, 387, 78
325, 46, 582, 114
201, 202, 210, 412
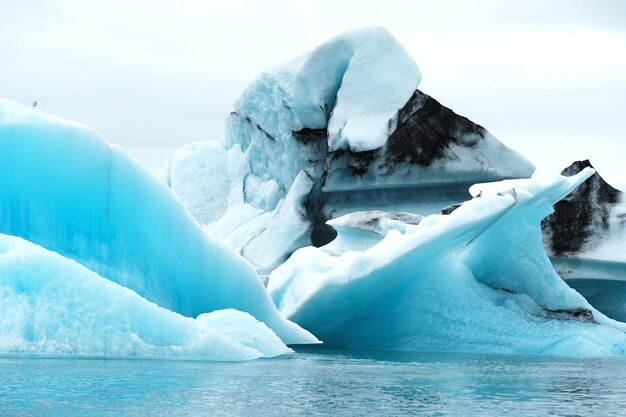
2, 0, 625, 189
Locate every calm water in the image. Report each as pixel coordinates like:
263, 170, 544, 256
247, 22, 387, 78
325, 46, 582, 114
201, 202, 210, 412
1, 347, 626, 416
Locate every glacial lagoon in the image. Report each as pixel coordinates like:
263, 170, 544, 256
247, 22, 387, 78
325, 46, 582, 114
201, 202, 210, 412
2, 347, 626, 416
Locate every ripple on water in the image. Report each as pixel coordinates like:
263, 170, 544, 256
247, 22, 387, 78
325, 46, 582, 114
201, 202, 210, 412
1, 347, 626, 416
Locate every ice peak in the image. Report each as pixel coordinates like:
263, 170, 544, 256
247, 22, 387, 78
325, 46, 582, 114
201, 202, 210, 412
235, 26, 421, 152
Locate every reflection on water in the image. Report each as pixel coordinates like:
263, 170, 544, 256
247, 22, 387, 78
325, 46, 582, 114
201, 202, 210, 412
1, 347, 626, 416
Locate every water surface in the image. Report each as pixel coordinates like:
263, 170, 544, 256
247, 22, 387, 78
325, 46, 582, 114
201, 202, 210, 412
2, 347, 625, 416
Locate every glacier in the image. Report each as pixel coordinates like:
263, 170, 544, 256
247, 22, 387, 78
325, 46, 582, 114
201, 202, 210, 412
268, 169, 626, 355
0, 233, 290, 360
169, 27, 535, 273
0, 98, 317, 348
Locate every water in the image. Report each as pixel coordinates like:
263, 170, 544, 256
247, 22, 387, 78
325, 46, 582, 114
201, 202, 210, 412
2, 347, 626, 416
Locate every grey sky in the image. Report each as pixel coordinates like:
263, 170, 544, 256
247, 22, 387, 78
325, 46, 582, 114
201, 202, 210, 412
2, 0, 625, 188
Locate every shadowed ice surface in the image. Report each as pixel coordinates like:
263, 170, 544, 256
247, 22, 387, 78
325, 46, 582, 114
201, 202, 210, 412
2, 347, 626, 416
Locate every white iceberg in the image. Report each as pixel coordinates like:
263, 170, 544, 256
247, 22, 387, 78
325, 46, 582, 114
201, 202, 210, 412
269, 169, 626, 356
0, 98, 317, 346
169, 27, 534, 273
231, 26, 421, 153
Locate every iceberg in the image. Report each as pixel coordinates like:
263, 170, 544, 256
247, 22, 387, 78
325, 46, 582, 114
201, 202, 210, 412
543, 160, 626, 266
169, 27, 535, 273
0, 233, 290, 360
0, 98, 317, 346
542, 160, 626, 321
4, 25, 623, 360
268, 169, 626, 356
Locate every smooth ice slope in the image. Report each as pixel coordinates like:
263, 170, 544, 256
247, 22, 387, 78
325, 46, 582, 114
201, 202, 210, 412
269, 169, 626, 356
0, 99, 316, 346
0, 234, 290, 360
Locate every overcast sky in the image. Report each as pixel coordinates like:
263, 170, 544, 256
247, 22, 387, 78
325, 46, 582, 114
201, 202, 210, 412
2, 0, 625, 188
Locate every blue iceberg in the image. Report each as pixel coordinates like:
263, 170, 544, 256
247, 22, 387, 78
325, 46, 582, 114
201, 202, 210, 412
269, 169, 626, 356
0, 234, 291, 360
0, 98, 317, 357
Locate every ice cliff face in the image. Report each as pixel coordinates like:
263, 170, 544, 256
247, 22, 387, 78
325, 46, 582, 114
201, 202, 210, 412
269, 170, 626, 355
0, 98, 317, 357
169, 27, 535, 273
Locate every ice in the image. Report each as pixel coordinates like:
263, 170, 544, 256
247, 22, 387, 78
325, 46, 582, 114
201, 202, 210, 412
0, 233, 290, 360
171, 141, 315, 274
241, 171, 315, 273
543, 160, 626, 265
169, 28, 534, 273
168, 141, 233, 224
569, 193, 626, 265
268, 169, 626, 356
586, 232, 626, 263
0, 98, 317, 346
539, 161, 626, 321
320, 211, 423, 256
234, 27, 421, 153
322, 27, 421, 151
